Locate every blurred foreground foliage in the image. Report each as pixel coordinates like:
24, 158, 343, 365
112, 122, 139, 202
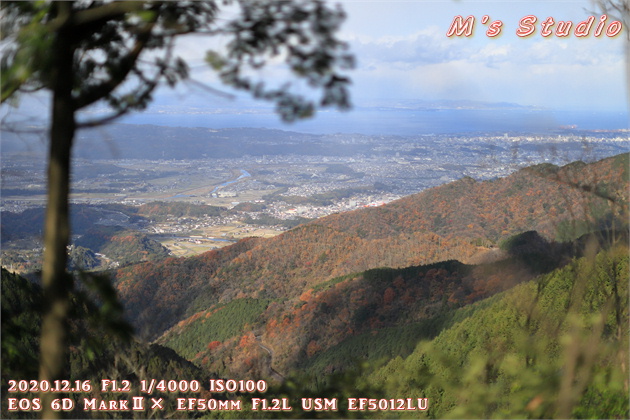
367, 242, 628, 419
1, 268, 216, 419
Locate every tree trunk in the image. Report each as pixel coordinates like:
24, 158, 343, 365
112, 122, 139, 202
39, 11, 76, 419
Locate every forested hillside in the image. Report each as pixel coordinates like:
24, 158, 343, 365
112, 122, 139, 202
74, 226, 171, 266
106, 154, 628, 417
115, 154, 628, 343
0, 268, 220, 419
317, 154, 627, 243
367, 244, 628, 419
3, 154, 626, 419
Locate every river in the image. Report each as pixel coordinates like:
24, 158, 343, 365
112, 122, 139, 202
211, 169, 251, 194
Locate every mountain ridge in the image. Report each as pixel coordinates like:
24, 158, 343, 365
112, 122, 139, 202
114, 154, 628, 357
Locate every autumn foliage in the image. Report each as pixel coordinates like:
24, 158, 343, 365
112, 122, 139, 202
113, 154, 628, 380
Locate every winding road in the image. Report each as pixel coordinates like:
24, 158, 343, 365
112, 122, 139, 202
254, 333, 285, 382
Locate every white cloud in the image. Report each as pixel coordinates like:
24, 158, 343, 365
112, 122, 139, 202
157, 0, 627, 112
342, 11, 626, 110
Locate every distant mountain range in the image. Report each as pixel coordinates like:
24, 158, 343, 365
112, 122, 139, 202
3, 121, 626, 164
354, 98, 545, 111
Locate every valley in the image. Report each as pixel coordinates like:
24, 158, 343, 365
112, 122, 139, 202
1, 0, 628, 416
2, 124, 627, 267
1, 123, 628, 419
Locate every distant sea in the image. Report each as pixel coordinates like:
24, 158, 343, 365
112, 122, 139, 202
120, 108, 629, 136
